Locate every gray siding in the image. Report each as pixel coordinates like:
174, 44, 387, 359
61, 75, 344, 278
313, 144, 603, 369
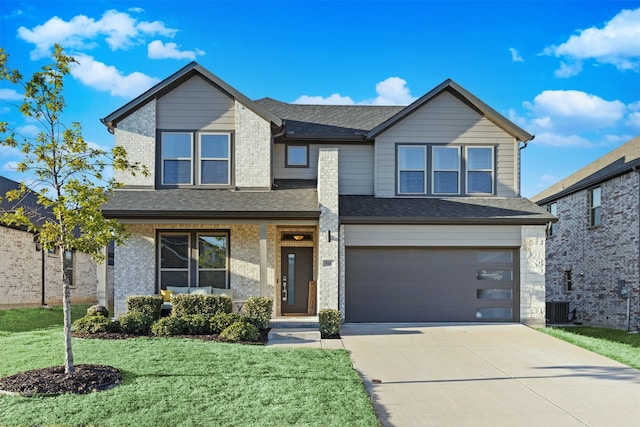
274, 144, 374, 195
157, 75, 235, 130
375, 91, 518, 197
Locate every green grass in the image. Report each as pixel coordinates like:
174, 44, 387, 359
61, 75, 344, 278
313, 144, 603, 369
0, 304, 91, 333
541, 326, 640, 370
0, 308, 378, 427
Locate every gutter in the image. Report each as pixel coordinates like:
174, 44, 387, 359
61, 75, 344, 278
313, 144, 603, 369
271, 123, 286, 188
518, 134, 535, 198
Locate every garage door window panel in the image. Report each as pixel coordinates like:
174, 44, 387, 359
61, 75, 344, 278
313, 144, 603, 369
477, 307, 513, 319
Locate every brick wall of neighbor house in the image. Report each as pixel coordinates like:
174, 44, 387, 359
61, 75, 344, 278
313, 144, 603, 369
113, 223, 267, 315
317, 148, 340, 311
0, 226, 97, 307
234, 101, 272, 189
520, 225, 547, 327
113, 100, 156, 187
546, 173, 640, 330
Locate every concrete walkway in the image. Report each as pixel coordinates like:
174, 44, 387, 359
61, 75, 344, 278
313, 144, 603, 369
340, 323, 640, 427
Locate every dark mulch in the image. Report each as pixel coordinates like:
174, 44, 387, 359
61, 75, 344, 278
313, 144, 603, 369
0, 364, 121, 397
321, 333, 341, 339
72, 329, 270, 344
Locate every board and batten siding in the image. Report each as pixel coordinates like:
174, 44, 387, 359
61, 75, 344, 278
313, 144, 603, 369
157, 75, 235, 130
375, 91, 518, 198
344, 224, 522, 247
274, 143, 374, 195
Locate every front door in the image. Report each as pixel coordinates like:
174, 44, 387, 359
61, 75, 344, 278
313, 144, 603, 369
281, 247, 313, 314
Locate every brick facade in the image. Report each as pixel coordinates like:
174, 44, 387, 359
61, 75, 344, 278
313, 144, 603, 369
114, 100, 156, 187
0, 226, 97, 307
545, 171, 640, 330
317, 148, 340, 311
520, 225, 547, 327
235, 101, 272, 189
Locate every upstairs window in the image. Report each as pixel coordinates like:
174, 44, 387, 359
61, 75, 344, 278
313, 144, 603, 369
398, 146, 426, 194
432, 146, 460, 194
160, 131, 231, 186
589, 187, 601, 226
466, 147, 493, 194
286, 144, 309, 168
547, 202, 558, 237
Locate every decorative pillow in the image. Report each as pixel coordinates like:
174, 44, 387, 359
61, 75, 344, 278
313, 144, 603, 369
190, 286, 212, 295
167, 286, 189, 295
160, 289, 174, 302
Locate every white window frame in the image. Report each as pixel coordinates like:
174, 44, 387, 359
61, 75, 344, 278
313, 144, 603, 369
398, 145, 427, 194
589, 187, 601, 226
547, 202, 558, 237
432, 146, 460, 195
196, 232, 229, 288
161, 132, 193, 186
466, 146, 494, 194
198, 132, 231, 185
159, 233, 191, 289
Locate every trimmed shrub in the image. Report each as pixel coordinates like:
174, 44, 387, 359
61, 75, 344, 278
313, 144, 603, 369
151, 317, 189, 337
241, 297, 273, 330
220, 320, 259, 343
182, 314, 211, 335
73, 315, 115, 334
86, 305, 109, 318
319, 309, 342, 336
118, 311, 154, 335
171, 294, 232, 317
210, 313, 243, 334
126, 295, 163, 320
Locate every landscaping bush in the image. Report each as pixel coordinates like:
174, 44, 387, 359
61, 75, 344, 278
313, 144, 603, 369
86, 304, 109, 318
126, 295, 162, 320
319, 309, 342, 337
151, 317, 189, 336
182, 314, 211, 335
241, 297, 273, 330
73, 315, 116, 334
220, 320, 259, 342
117, 311, 154, 335
171, 294, 232, 317
209, 313, 243, 334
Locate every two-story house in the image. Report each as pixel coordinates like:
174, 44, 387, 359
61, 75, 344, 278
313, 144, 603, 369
100, 62, 553, 325
532, 137, 639, 330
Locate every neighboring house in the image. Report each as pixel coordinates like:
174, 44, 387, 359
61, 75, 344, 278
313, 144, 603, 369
100, 62, 554, 325
0, 176, 98, 307
532, 137, 640, 330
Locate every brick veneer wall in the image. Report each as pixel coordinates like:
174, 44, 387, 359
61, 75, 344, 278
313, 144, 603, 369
520, 225, 547, 327
317, 148, 340, 311
113, 100, 156, 187
235, 101, 271, 189
545, 172, 640, 330
0, 226, 97, 307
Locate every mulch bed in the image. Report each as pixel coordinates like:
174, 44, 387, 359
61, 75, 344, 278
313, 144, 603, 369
71, 330, 270, 344
0, 364, 121, 397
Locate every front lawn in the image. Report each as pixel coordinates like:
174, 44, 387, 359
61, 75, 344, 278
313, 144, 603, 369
541, 326, 640, 370
0, 304, 90, 333
0, 308, 378, 427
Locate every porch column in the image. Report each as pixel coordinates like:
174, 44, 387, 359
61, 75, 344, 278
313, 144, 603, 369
259, 222, 268, 296
317, 148, 340, 310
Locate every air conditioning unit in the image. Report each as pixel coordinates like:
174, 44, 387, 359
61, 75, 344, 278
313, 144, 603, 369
546, 302, 570, 324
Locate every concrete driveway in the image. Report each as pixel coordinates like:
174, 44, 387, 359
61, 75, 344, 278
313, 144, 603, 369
340, 323, 640, 427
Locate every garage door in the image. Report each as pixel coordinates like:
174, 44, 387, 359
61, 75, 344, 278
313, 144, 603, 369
345, 248, 517, 322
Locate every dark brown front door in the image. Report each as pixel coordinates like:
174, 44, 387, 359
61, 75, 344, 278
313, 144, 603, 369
281, 247, 313, 314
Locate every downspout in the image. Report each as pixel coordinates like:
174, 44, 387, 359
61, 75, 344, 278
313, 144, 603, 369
41, 248, 46, 307
518, 135, 535, 198
635, 165, 640, 331
271, 121, 286, 188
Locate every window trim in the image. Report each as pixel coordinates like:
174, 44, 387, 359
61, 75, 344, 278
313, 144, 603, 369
397, 145, 427, 195
588, 186, 601, 227
64, 250, 74, 288
563, 270, 573, 292
285, 144, 309, 168
157, 230, 229, 292
161, 132, 193, 186
466, 146, 494, 194
198, 132, 231, 185
432, 146, 460, 195
547, 202, 558, 237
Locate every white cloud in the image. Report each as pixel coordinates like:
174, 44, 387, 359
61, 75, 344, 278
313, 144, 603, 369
626, 111, 640, 129
531, 132, 594, 147
17, 9, 178, 59
148, 40, 205, 60
554, 61, 583, 78
509, 48, 524, 62
2, 161, 19, 172
17, 125, 40, 137
71, 54, 160, 98
0, 88, 23, 101
294, 76, 416, 106
544, 7, 640, 74
128, 7, 144, 13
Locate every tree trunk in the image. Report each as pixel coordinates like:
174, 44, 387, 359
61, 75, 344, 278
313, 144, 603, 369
61, 248, 74, 374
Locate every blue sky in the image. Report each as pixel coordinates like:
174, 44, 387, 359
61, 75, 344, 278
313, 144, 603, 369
1, 0, 639, 197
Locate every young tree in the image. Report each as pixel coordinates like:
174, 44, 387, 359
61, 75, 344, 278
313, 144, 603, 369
0, 45, 147, 373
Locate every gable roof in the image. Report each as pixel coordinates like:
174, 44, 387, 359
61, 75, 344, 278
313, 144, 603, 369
531, 136, 640, 205
255, 98, 402, 140
101, 62, 282, 131
0, 176, 54, 228
367, 79, 534, 142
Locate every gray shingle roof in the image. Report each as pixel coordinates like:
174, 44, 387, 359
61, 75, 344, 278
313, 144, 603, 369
254, 98, 402, 139
339, 195, 555, 225
531, 136, 640, 204
102, 180, 319, 219
0, 176, 54, 227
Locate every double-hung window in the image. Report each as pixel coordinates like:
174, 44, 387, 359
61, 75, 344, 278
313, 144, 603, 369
398, 146, 426, 194
466, 147, 493, 194
161, 131, 231, 186
432, 146, 460, 194
589, 187, 601, 226
547, 202, 558, 237
159, 231, 229, 291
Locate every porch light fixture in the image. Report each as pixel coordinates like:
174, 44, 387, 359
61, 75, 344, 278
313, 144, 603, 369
293, 235, 305, 241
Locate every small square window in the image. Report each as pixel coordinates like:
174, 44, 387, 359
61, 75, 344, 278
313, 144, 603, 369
286, 145, 309, 167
